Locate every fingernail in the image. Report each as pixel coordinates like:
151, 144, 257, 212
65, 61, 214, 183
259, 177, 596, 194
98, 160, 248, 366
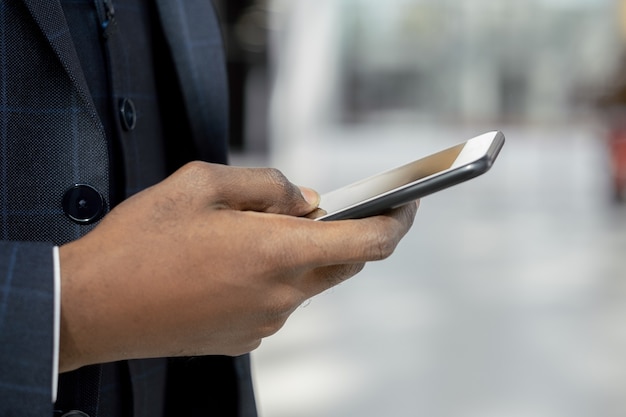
299, 186, 320, 207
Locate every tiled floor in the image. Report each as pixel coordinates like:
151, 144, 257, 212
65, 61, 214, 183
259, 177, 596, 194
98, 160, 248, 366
233, 122, 626, 417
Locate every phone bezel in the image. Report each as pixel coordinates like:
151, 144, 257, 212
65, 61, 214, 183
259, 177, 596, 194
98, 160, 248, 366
315, 131, 505, 221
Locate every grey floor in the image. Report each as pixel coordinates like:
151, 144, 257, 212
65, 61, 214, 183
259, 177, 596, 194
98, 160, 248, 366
233, 122, 626, 417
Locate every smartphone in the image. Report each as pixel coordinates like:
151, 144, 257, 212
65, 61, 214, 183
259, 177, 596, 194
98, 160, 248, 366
314, 130, 505, 221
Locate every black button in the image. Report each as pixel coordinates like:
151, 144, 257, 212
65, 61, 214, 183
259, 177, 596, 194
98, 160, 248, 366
61, 411, 90, 417
119, 97, 136, 131
62, 184, 105, 224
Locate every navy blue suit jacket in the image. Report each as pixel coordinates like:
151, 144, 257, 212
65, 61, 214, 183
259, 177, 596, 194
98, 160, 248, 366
0, 1, 256, 416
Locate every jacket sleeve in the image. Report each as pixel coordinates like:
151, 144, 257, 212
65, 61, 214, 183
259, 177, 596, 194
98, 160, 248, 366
0, 241, 55, 417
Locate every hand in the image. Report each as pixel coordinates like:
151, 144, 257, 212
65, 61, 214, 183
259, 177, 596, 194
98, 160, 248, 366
58, 162, 418, 371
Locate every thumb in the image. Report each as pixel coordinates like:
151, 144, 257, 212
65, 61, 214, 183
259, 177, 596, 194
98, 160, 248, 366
226, 168, 320, 216
177, 163, 320, 216
298, 186, 321, 208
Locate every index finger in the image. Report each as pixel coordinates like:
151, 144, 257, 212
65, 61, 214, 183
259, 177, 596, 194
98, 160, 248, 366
296, 201, 419, 266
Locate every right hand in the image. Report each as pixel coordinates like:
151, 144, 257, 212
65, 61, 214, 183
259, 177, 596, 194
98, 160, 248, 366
58, 162, 418, 372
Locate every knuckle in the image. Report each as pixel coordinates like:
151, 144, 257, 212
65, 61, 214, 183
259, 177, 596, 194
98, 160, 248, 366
401, 202, 418, 228
174, 161, 216, 189
178, 160, 207, 178
226, 339, 263, 357
313, 263, 365, 293
258, 316, 288, 339
258, 292, 301, 337
348, 262, 366, 276
243, 338, 263, 354
260, 167, 290, 189
259, 167, 301, 201
370, 230, 397, 260
330, 263, 365, 285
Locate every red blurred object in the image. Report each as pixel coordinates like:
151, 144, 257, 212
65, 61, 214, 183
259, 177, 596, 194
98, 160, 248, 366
608, 128, 626, 201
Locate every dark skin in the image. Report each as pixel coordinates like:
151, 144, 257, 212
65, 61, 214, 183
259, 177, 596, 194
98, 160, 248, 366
59, 162, 418, 372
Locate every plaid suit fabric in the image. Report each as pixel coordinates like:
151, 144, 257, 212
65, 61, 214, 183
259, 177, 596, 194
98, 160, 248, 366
0, 242, 54, 417
0, 0, 109, 246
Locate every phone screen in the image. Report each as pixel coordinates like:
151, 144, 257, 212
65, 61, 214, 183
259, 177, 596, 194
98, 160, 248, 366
320, 143, 466, 215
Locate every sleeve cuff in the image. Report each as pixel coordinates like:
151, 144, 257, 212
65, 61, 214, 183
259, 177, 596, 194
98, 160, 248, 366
52, 246, 60, 403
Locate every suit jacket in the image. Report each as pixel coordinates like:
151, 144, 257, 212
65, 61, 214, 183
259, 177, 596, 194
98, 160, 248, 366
0, 1, 256, 416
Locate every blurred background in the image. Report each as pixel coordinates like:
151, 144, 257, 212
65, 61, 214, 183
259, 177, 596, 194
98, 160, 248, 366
215, 0, 626, 416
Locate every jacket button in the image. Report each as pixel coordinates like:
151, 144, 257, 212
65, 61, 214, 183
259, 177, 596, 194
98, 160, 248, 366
119, 97, 137, 131
62, 184, 105, 224
61, 411, 90, 417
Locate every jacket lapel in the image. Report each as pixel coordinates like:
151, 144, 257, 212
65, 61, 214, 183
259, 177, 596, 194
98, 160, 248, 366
153, 0, 229, 164
21, 0, 100, 123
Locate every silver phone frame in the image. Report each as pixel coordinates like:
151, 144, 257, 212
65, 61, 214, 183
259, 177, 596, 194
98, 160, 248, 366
315, 131, 505, 221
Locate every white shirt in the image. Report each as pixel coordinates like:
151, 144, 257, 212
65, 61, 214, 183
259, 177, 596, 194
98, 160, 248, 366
52, 246, 60, 403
